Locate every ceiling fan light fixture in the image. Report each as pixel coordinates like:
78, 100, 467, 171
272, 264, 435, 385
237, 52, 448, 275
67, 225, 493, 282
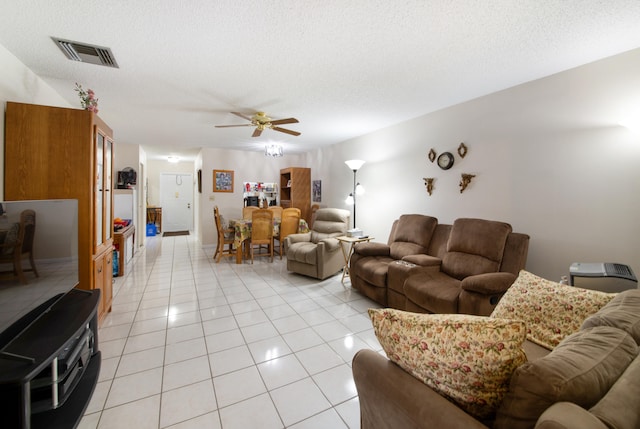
265, 144, 284, 157
167, 155, 180, 163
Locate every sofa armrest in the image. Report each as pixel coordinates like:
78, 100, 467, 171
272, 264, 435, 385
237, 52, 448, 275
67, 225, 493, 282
353, 349, 490, 429
353, 242, 390, 257
535, 402, 608, 429
402, 254, 441, 267
461, 272, 517, 295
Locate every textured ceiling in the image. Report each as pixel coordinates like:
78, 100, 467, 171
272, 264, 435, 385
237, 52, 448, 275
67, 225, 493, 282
1, 0, 640, 161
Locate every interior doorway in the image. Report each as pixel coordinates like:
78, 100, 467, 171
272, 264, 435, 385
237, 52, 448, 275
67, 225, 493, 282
160, 173, 194, 232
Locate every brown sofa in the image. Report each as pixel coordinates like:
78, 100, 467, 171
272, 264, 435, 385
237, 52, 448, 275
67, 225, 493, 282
353, 288, 640, 429
350, 216, 529, 316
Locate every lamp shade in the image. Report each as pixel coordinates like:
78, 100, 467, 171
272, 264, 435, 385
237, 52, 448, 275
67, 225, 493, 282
345, 193, 354, 205
345, 159, 365, 171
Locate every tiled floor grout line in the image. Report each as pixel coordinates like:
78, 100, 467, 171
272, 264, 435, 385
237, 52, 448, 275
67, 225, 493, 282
82, 235, 381, 428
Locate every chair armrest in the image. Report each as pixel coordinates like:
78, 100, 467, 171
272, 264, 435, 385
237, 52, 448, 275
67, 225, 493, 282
461, 272, 517, 295
286, 232, 311, 244
534, 402, 608, 429
402, 254, 441, 267
352, 242, 390, 257
319, 237, 340, 252
353, 349, 490, 429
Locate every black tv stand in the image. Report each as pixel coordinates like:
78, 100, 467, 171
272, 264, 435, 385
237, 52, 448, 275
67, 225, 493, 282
0, 289, 101, 429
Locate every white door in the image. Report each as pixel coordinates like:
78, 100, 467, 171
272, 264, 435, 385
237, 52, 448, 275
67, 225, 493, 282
160, 173, 194, 232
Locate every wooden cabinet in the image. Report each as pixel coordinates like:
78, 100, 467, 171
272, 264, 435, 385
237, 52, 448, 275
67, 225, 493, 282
280, 167, 311, 222
4, 102, 114, 323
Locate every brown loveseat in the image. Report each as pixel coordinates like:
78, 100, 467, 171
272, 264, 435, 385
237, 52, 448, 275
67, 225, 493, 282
353, 287, 640, 429
350, 216, 529, 316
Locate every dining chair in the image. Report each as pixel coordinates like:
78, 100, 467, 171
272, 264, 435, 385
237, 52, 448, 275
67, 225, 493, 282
0, 209, 38, 284
267, 206, 283, 220
309, 204, 320, 229
213, 206, 235, 263
249, 209, 274, 263
243, 206, 259, 220
276, 213, 300, 259
282, 207, 301, 219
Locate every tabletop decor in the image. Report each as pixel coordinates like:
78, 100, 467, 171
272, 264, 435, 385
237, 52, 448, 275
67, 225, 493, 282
74, 83, 99, 113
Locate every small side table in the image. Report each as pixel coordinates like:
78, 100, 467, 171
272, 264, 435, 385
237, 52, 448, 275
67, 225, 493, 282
337, 235, 374, 284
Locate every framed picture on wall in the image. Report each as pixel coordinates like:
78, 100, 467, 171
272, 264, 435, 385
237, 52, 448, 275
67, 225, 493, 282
197, 169, 202, 193
312, 180, 322, 202
213, 169, 234, 192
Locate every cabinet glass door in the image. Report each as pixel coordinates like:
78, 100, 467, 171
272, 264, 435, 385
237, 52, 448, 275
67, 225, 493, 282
104, 138, 113, 243
95, 132, 104, 249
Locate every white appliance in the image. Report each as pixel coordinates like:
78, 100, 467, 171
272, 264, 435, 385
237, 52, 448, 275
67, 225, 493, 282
569, 262, 638, 293
114, 189, 137, 222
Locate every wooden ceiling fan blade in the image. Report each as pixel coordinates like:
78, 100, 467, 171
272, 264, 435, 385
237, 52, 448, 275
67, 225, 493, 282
272, 127, 301, 136
231, 111, 253, 121
215, 124, 253, 128
252, 128, 263, 137
269, 118, 299, 126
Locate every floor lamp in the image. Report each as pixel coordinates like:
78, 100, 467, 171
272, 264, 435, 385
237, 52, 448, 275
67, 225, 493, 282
345, 159, 365, 229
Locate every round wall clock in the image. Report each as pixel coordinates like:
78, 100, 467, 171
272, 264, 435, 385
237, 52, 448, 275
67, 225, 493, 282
437, 152, 455, 170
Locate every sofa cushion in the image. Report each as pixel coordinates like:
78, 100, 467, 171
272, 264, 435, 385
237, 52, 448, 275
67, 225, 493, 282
388, 214, 437, 260
494, 326, 638, 429
287, 242, 318, 264
369, 308, 527, 420
404, 271, 461, 314
441, 218, 512, 280
357, 256, 395, 288
581, 289, 640, 345
491, 270, 615, 349
589, 353, 640, 429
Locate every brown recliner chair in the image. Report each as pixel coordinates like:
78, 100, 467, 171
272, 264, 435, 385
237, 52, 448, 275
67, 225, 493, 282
349, 214, 440, 306
285, 208, 350, 280
403, 218, 529, 316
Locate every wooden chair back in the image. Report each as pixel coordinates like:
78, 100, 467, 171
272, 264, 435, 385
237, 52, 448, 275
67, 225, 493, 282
213, 206, 234, 262
243, 206, 259, 219
250, 209, 274, 263
282, 207, 301, 219
267, 206, 283, 220
309, 204, 320, 229
277, 214, 300, 259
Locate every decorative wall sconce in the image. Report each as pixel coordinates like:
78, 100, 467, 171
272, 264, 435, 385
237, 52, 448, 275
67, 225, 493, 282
423, 177, 435, 196
428, 148, 436, 163
457, 142, 468, 158
459, 173, 475, 193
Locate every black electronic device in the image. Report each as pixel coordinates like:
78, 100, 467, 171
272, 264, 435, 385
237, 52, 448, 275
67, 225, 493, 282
116, 167, 137, 189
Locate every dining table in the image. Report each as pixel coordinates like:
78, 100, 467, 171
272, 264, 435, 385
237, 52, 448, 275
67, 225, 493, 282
228, 217, 309, 264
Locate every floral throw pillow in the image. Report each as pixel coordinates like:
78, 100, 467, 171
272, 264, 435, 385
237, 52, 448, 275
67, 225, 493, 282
369, 308, 527, 420
491, 270, 616, 350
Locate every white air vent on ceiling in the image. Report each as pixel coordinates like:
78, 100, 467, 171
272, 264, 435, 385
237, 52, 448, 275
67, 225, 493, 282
52, 37, 119, 68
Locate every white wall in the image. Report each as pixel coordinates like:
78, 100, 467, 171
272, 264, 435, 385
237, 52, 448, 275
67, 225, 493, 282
0, 44, 71, 200
307, 48, 640, 282
200, 148, 305, 246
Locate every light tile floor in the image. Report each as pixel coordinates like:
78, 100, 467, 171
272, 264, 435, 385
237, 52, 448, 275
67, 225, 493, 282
79, 234, 383, 429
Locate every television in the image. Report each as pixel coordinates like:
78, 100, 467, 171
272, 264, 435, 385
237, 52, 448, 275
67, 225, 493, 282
0, 199, 79, 347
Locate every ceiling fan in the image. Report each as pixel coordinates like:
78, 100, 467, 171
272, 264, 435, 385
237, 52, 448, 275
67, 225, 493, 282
215, 111, 301, 138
